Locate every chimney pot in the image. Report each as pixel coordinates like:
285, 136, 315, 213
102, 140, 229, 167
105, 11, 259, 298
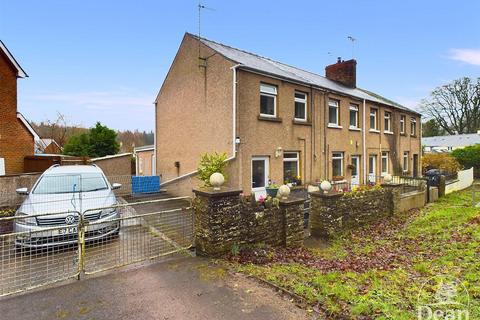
337, 57, 342, 63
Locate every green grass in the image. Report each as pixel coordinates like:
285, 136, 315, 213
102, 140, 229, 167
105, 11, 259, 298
234, 187, 480, 319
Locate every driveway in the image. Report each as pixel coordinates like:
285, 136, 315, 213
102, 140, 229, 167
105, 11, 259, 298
0, 256, 308, 320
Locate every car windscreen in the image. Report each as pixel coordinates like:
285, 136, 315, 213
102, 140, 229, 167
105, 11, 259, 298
33, 173, 109, 194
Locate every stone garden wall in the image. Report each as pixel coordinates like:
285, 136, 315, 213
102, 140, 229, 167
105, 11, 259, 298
310, 185, 402, 237
193, 188, 304, 257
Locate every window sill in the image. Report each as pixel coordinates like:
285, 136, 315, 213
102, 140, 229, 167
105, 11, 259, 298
258, 115, 282, 123
411, 134, 417, 138
384, 131, 394, 135
400, 132, 406, 136
349, 127, 361, 132
328, 124, 343, 129
369, 129, 380, 133
292, 119, 312, 126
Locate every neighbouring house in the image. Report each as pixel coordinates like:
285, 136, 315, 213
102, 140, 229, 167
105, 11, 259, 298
17, 112, 62, 155
0, 40, 33, 175
134, 145, 155, 176
35, 138, 62, 154
423, 132, 480, 153
155, 33, 422, 195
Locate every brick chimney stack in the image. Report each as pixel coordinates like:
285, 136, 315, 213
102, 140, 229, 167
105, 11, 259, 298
325, 57, 357, 88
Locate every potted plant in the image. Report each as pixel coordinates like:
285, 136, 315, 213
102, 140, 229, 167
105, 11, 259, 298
347, 164, 356, 171
265, 182, 280, 197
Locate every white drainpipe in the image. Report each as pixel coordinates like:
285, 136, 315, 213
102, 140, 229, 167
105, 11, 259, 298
153, 102, 157, 176
362, 99, 367, 184
227, 64, 241, 161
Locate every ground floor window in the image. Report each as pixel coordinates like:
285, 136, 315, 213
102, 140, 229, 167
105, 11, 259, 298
381, 151, 389, 175
283, 152, 300, 184
332, 152, 344, 178
403, 151, 409, 172
369, 155, 377, 175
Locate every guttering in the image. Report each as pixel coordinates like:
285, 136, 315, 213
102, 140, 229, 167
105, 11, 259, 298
160, 64, 241, 186
362, 99, 367, 183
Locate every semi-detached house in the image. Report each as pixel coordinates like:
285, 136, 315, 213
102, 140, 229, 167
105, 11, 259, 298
155, 33, 421, 195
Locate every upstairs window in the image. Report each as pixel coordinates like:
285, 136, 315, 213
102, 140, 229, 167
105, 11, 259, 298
381, 151, 389, 175
349, 105, 359, 129
400, 115, 406, 134
294, 92, 307, 121
328, 100, 340, 126
411, 117, 417, 136
370, 108, 378, 130
384, 111, 392, 133
260, 84, 277, 117
332, 152, 344, 177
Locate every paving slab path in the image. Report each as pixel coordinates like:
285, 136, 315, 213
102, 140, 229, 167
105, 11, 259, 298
0, 256, 308, 320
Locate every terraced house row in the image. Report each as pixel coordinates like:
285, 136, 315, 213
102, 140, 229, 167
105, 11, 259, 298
155, 33, 421, 194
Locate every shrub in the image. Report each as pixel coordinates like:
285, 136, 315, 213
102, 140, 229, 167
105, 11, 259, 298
421, 153, 462, 173
451, 144, 480, 177
197, 152, 228, 186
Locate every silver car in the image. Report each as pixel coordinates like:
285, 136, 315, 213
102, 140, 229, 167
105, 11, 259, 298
15, 164, 121, 248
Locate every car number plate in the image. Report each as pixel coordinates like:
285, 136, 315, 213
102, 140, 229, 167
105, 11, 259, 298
58, 226, 78, 235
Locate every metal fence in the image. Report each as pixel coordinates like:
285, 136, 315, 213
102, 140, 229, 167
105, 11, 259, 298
0, 183, 193, 297
326, 175, 427, 194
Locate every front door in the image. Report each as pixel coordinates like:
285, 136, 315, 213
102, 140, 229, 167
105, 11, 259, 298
351, 156, 360, 186
251, 156, 269, 194
413, 154, 419, 177
368, 155, 376, 184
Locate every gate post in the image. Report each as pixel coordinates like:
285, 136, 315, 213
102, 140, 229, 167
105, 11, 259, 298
77, 213, 86, 280
279, 197, 304, 248
192, 188, 243, 257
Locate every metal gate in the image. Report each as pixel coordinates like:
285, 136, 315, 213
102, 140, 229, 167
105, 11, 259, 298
0, 197, 194, 297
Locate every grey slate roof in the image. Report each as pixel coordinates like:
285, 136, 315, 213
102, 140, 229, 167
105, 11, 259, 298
422, 134, 480, 148
191, 33, 420, 115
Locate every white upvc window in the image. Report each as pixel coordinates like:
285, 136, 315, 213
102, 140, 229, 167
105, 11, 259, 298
384, 111, 392, 133
294, 92, 307, 122
381, 151, 389, 175
260, 84, 277, 117
403, 151, 409, 172
349, 104, 359, 129
370, 108, 378, 130
332, 152, 344, 177
328, 100, 340, 126
283, 152, 300, 183
400, 115, 406, 134
411, 117, 417, 136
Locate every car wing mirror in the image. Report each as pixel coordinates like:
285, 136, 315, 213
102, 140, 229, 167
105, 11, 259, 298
112, 183, 122, 190
16, 187, 29, 195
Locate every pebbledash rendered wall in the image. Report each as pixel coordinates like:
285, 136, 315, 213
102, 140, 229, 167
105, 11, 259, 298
309, 184, 411, 237
193, 188, 304, 257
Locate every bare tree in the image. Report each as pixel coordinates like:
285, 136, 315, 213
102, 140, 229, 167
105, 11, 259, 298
420, 77, 480, 134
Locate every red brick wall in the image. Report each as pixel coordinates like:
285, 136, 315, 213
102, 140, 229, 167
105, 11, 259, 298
0, 51, 34, 174
325, 59, 357, 88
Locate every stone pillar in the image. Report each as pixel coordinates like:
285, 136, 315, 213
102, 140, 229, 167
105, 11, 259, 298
279, 197, 305, 248
380, 183, 403, 214
309, 192, 343, 237
192, 188, 243, 257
